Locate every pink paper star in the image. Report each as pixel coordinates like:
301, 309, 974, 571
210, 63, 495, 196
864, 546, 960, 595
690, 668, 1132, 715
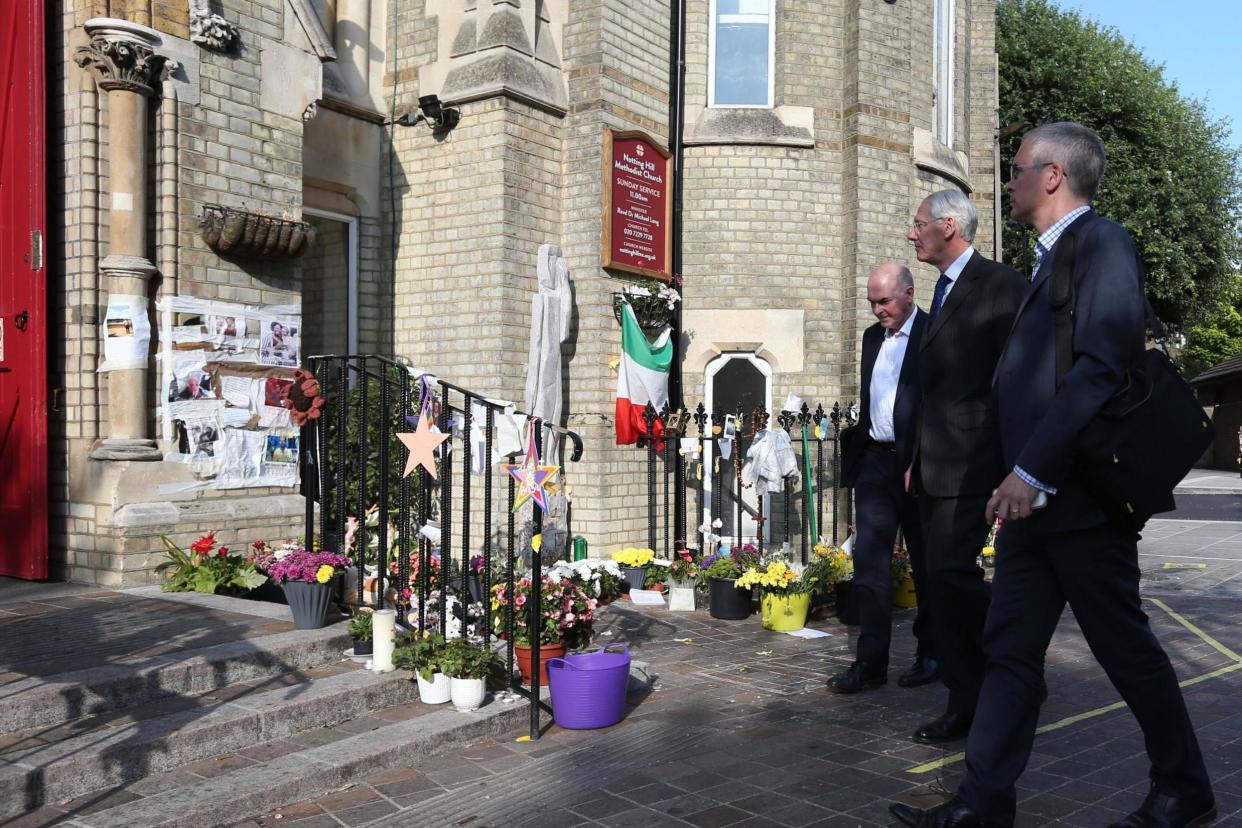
397, 414, 450, 479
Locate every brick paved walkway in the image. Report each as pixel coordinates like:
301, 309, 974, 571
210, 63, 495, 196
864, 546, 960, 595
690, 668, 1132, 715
237, 519, 1242, 828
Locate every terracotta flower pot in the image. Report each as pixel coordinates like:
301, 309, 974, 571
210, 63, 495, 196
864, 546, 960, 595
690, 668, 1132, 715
514, 641, 566, 685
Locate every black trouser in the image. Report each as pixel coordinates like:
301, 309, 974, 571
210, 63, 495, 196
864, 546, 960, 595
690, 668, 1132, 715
851, 444, 933, 668
920, 492, 991, 716
959, 519, 1211, 824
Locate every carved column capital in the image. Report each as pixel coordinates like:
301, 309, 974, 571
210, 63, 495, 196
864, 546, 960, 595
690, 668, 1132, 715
74, 31, 177, 97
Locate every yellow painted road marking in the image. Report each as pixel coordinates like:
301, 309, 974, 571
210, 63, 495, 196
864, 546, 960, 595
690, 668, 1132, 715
907, 599, 1242, 775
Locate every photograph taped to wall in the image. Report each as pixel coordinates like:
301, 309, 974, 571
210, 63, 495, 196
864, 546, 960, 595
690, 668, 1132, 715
101, 294, 151, 370
259, 319, 300, 367
168, 354, 213, 402
185, 419, 219, 458
264, 431, 298, 464
208, 313, 246, 352
264, 376, 293, 407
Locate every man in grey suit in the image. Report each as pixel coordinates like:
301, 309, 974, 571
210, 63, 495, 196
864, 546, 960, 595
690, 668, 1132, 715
892, 123, 1214, 828
905, 190, 1025, 743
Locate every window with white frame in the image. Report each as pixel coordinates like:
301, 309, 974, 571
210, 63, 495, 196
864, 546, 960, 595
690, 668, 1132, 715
932, 0, 955, 145
709, 0, 775, 108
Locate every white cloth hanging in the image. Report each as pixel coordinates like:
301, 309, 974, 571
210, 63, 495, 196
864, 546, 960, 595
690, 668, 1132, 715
524, 244, 573, 459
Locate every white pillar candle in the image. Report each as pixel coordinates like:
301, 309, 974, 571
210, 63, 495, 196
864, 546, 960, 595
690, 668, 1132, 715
371, 609, 397, 672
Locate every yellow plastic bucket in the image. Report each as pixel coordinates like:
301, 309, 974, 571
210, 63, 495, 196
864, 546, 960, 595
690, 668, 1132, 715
760, 592, 811, 631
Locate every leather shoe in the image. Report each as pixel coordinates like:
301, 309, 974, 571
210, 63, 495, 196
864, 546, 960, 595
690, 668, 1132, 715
1107, 787, 1217, 828
898, 656, 940, 688
890, 796, 998, 827
913, 711, 972, 744
826, 661, 886, 694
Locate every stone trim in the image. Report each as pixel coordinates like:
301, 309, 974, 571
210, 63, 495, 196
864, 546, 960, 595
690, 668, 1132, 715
684, 105, 815, 148
912, 126, 972, 191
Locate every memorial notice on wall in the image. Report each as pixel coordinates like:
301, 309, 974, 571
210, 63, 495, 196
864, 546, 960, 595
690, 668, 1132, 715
155, 295, 303, 490
601, 129, 673, 280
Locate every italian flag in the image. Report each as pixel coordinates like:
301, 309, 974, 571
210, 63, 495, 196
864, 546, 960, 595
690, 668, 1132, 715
615, 300, 672, 445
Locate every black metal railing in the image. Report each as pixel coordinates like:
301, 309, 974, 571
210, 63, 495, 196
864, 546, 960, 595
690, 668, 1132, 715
300, 355, 583, 739
636, 400, 856, 563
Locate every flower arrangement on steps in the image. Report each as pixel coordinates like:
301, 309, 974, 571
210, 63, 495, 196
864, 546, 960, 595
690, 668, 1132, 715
700, 544, 762, 620
157, 531, 268, 596
268, 547, 352, 629
347, 607, 374, 656
394, 631, 451, 704
439, 637, 499, 711
890, 538, 917, 609
812, 542, 857, 624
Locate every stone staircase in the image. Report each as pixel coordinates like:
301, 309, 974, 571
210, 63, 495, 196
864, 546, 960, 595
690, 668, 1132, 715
0, 588, 531, 828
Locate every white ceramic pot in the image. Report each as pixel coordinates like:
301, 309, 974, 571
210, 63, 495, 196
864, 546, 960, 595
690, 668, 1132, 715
416, 672, 451, 704
449, 677, 486, 711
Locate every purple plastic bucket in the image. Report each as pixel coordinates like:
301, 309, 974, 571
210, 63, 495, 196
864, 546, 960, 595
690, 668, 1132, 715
547, 643, 631, 730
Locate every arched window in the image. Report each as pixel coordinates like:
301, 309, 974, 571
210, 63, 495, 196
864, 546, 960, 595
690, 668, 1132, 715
703, 353, 773, 545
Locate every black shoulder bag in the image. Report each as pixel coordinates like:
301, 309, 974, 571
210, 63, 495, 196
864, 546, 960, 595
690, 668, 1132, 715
1050, 231, 1215, 531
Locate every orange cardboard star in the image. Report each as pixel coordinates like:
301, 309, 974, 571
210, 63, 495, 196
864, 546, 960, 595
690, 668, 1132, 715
397, 414, 450, 479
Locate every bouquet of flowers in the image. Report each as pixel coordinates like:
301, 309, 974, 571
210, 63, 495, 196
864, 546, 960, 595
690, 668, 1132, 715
158, 531, 268, 595
890, 540, 912, 582
546, 558, 624, 601
701, 552, 741, 580
667, 556, 700, 587
812, 543, 854, 584
267, 545, 351, 584
491, 576, 597, 648
736, 561, 813, 596
611, 547, 655, 568
622, 278, 681, 330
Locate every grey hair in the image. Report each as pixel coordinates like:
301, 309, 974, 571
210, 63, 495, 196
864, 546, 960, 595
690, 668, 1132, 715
895, 265, 915, 289
1023, 121, 1107, 201
924, 189, 978, 242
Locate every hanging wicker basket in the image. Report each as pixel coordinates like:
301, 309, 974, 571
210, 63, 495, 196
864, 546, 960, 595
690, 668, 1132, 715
198, 205, 317, 260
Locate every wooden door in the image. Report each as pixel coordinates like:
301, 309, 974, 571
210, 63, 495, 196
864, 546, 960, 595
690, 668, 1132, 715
0, 0, 49, 579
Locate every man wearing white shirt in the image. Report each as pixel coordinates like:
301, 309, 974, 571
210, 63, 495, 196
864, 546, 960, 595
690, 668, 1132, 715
828, 264, 933, 694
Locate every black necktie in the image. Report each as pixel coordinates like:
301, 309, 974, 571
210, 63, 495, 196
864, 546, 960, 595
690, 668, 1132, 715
929, 273, 951, 323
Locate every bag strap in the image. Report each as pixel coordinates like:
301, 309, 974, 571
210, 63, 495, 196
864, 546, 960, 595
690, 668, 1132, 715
1049, 231, 1166, 387
1049, 231, 1077, 389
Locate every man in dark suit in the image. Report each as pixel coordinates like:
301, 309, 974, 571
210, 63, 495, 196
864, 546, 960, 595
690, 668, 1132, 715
827, 264, 934, 693
892, 123, 1214, 828
903, 190, 1026, 742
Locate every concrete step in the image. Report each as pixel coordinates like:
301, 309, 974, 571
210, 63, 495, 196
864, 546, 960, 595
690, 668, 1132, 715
1, 666, 416, 819
0, 625, 351, 735
66, 692, 536, 828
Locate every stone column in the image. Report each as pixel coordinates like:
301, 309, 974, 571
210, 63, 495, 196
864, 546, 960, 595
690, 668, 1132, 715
75, 18, 176, 461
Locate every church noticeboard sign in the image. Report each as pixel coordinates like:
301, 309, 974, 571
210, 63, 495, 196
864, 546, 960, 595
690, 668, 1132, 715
601, 129, 673, 281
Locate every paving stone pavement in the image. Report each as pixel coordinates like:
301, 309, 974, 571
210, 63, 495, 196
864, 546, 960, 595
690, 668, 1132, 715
233, 519, 1242, 828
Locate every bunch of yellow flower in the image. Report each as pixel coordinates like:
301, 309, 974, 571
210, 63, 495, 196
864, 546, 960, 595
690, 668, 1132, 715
315, 564, 336, 584
736, 561, 800, 594
611, 547, 655, 567
812, 543, 854, 584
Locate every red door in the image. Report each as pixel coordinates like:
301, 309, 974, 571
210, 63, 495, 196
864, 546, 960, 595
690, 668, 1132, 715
0, 0, 49, 579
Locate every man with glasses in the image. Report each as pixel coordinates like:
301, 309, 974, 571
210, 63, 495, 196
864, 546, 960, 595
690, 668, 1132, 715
891, 123, 1214, 828
902, 190, 1025, 745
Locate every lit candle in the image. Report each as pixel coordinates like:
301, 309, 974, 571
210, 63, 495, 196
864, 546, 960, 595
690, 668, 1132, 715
371, 609, 397, 672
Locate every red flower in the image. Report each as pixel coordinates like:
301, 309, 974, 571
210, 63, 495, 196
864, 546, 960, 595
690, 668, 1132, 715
218, 547, 230, 558
190, 533, 216, 554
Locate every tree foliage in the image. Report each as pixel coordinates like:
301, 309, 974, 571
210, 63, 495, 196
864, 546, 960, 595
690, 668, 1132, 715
1180, 278, 1242, 378
997, 0, 1242, 343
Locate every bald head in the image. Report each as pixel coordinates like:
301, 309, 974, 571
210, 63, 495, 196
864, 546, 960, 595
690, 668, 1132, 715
867, 264, 916, 332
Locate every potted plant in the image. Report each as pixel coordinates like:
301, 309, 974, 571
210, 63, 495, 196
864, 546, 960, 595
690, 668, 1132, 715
614, 278, 682, 340
546, 558, 624, 606
736, 560, 824, 632
667, 556, 699, 612
394, 631, 451, 704
157, 532, 268, 596
347, 607, 374, 655
439, 637, 496, 711
702, 553, 751, 620
491, 576, 596, 684
812, 543, 857, 624
611, 547, 655, 594
644, 565, 669, 593
890, 541, 917, 609
267, 546, 352, 629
